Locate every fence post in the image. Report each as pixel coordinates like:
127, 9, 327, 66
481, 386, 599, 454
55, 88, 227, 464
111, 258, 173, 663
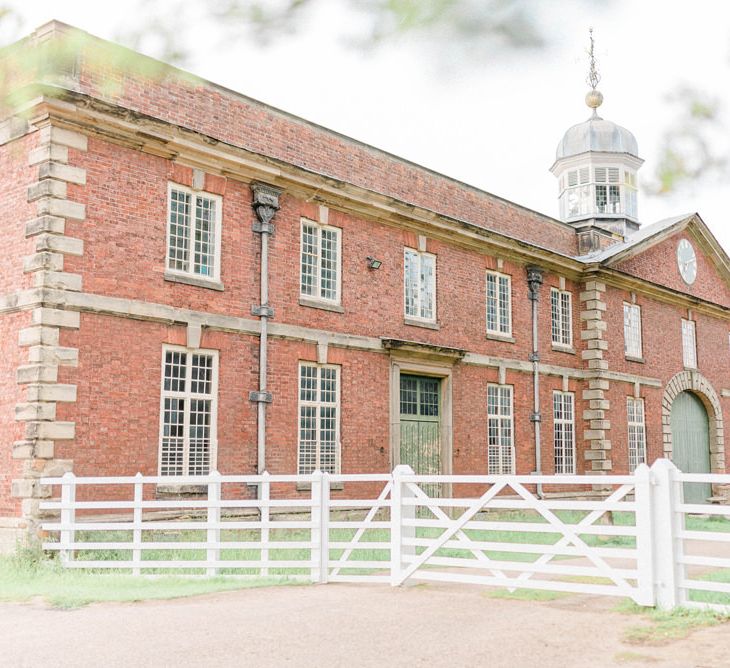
319, 473, 330, 584
132, 472, 143, 576
650, 458, 686, 610
59, 471, 76, 566
260, 471, 270, 578
207, 470, 221, 577
390, 465, 416, 586
310, 470, 323, 583
632, 463, 655, 607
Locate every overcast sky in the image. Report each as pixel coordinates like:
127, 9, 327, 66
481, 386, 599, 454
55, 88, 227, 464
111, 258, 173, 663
11, 1, 730, 252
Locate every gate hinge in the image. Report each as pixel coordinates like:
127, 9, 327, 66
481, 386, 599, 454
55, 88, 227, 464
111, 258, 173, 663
249, 391, 273, 403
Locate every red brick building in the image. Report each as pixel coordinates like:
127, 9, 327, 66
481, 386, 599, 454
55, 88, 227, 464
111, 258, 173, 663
1, 22, 729, 545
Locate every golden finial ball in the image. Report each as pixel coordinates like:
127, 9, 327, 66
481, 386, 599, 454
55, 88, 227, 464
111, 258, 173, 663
586, 89, 604, 109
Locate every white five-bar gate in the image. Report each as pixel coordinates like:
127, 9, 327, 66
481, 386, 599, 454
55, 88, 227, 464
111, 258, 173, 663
40, 459, 730, 611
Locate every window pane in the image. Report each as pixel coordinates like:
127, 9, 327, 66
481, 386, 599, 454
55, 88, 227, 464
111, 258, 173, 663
551, 290, 560, 343
487, 385, 513, 474
190, 354, 213, 395
419, 378, 439, 417
301, 224, 318, 297
300, 364, 318, 402
624, 304, 642, 357
560, 292, 571, 345
168, 189, 191, 272
404, 250, 419, 317
188, 398, 211, 475
298, 364, 340, 474
160, 348, 216, 476
320, 228, 338, 301
420, 254, 435, 320
400, 376, 418, 415
554, 392, 574, 474
498, 275, 510, 333
164, 350, 187, 392
486, 274, 497, 332
299, 405, 317, 474
161, 397, 185, 476
193, 196, 215, 276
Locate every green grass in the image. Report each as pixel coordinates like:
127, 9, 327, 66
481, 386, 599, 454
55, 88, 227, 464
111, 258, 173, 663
0, 548, 299, 609
616, 600, 730, 645
38, 508, 656, 577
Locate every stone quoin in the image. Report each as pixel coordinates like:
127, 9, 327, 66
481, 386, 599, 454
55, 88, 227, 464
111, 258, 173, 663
0, 21, 729, 546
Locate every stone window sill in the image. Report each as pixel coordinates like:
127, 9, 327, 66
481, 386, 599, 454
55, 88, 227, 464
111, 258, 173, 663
551, 344, 576, 355
296, 482, 345, 492
164, 270, 224, 292
299, 296, 344, 313
625, 355, 645, 364
404, 317, 440, 331
486, 332, 516, 344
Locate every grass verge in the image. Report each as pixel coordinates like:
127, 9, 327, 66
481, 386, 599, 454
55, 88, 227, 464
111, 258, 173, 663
0, 548, 300, 609
615, 600, 730, 645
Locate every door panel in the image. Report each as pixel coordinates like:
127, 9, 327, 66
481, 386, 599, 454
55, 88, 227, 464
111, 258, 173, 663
400, 375, 441, 497
671, 391, 711, 504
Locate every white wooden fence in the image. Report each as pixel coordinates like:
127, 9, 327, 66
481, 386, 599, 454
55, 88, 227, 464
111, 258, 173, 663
39, 459, 730, 611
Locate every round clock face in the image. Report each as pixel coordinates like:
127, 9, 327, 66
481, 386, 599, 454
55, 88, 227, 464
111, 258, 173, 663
677, 239, 697, 285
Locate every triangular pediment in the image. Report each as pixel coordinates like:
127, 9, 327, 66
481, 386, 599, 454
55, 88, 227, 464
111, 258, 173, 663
591, 213, 730, 307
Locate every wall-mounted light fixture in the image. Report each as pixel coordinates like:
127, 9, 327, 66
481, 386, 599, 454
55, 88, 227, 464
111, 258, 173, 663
366, 256, 382, 270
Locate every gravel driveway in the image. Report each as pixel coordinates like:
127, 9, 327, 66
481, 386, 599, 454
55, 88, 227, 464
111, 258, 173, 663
3, 583, 729, 667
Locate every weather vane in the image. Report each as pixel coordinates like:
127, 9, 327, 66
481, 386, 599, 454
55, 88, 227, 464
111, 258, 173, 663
585, 27, 603, 114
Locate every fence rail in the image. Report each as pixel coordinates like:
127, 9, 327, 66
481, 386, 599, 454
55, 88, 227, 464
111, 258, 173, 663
39, 460, 730, 611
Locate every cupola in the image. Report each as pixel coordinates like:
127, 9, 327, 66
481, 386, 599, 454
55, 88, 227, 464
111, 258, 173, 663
550, 30, 644, 254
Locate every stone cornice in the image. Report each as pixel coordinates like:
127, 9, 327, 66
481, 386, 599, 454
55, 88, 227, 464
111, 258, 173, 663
17, 91, 587, 278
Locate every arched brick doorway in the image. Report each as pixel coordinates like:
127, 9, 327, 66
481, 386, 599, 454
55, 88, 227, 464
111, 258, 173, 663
661, 371, 725, 475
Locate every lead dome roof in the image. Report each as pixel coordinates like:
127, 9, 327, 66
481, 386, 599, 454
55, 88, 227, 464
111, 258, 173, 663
556, 115, 639, 160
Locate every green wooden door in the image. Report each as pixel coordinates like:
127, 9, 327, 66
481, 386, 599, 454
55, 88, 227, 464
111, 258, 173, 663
400, 375, 441, 497
671, 391, 712, 504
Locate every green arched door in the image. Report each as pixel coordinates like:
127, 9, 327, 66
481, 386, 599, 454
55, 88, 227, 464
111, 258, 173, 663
670, 391, 711, 504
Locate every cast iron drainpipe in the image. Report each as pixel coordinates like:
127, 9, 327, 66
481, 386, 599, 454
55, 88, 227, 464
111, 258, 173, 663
526, 266, 544, 498
250, 184, 282, 490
